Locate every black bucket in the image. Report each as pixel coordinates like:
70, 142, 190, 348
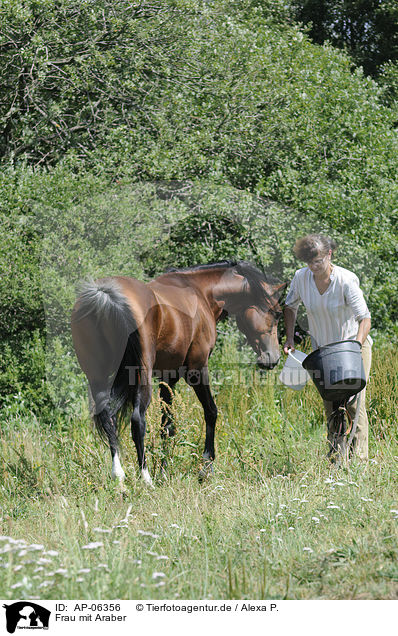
302, 339, 366, 402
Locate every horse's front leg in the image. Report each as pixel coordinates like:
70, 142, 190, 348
190, 367, 217, 482
159, 379, 178, 478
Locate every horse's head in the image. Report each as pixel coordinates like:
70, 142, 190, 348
235, 281, 287, 370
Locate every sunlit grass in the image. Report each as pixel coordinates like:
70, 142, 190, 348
0, 344, 397, 599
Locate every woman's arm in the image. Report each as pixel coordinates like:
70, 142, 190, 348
283, 272, 301, 354
356, 317, 371, 345
283, 306, 297, 354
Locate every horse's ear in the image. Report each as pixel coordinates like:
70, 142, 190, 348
271, 281, 289, 297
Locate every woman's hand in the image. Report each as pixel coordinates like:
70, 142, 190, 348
283, 339, 295, 355
283, 306, 297, 355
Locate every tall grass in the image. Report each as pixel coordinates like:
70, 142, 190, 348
0, 343, 397, 600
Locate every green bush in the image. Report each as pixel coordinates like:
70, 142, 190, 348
0, 0, 397, 416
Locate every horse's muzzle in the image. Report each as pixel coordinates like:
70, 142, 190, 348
257, 356, 279, 370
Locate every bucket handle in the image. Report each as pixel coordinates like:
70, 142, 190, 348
287, 349, 304, 367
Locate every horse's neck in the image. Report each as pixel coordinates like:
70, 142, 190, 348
183, 268, 246, 317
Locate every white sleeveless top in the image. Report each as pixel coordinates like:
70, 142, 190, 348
285, 265, 372, 348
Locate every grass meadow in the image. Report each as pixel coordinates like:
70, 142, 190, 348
0, 340, 397, 600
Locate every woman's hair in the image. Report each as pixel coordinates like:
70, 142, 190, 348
293, 234, 337, 262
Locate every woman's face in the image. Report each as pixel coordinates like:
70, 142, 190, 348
307, 249, 332, 275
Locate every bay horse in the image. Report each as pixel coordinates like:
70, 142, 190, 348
71, 260, 287, 486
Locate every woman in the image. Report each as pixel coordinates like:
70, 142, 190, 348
283, 234, 372, 460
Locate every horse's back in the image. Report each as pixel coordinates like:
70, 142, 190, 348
148, 274, 217, 370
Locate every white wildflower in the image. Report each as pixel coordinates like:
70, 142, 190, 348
77, 568, 91, 574
361, 497, 373, 502
138, 530, 159, 538
157, 555, 169, 561
169, 524, 180, 529
93, 527, 112, 534
152, 571, 166, 579
82, 542, 103, 550
311, 517, 320, 523
0, 545, 11, 554
11, 582, 23, 589
6, 538, 25, 545
303, 547, 313, 553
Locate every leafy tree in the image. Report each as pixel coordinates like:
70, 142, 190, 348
0, 0, 397, 416
291, 0, 398, 76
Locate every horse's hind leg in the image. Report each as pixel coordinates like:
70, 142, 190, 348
131, 382, 153, 487
94, 406, 125, 483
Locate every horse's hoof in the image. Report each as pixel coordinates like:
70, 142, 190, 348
198, 460, 214, 483
119, 485, 129, 499
142, 467, 155, 489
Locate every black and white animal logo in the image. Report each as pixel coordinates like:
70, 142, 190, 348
3, 602, 51, 633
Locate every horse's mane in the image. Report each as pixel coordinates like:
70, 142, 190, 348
165, 260, 280, 311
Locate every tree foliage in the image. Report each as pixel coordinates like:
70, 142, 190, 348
291, 0, 398, 77
0, 0, 397, 415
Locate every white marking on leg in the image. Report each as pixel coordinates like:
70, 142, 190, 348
111, 452, 125, 482
142, 467, 154, 488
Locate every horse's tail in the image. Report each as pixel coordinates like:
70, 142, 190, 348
71, 277, 143, 440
